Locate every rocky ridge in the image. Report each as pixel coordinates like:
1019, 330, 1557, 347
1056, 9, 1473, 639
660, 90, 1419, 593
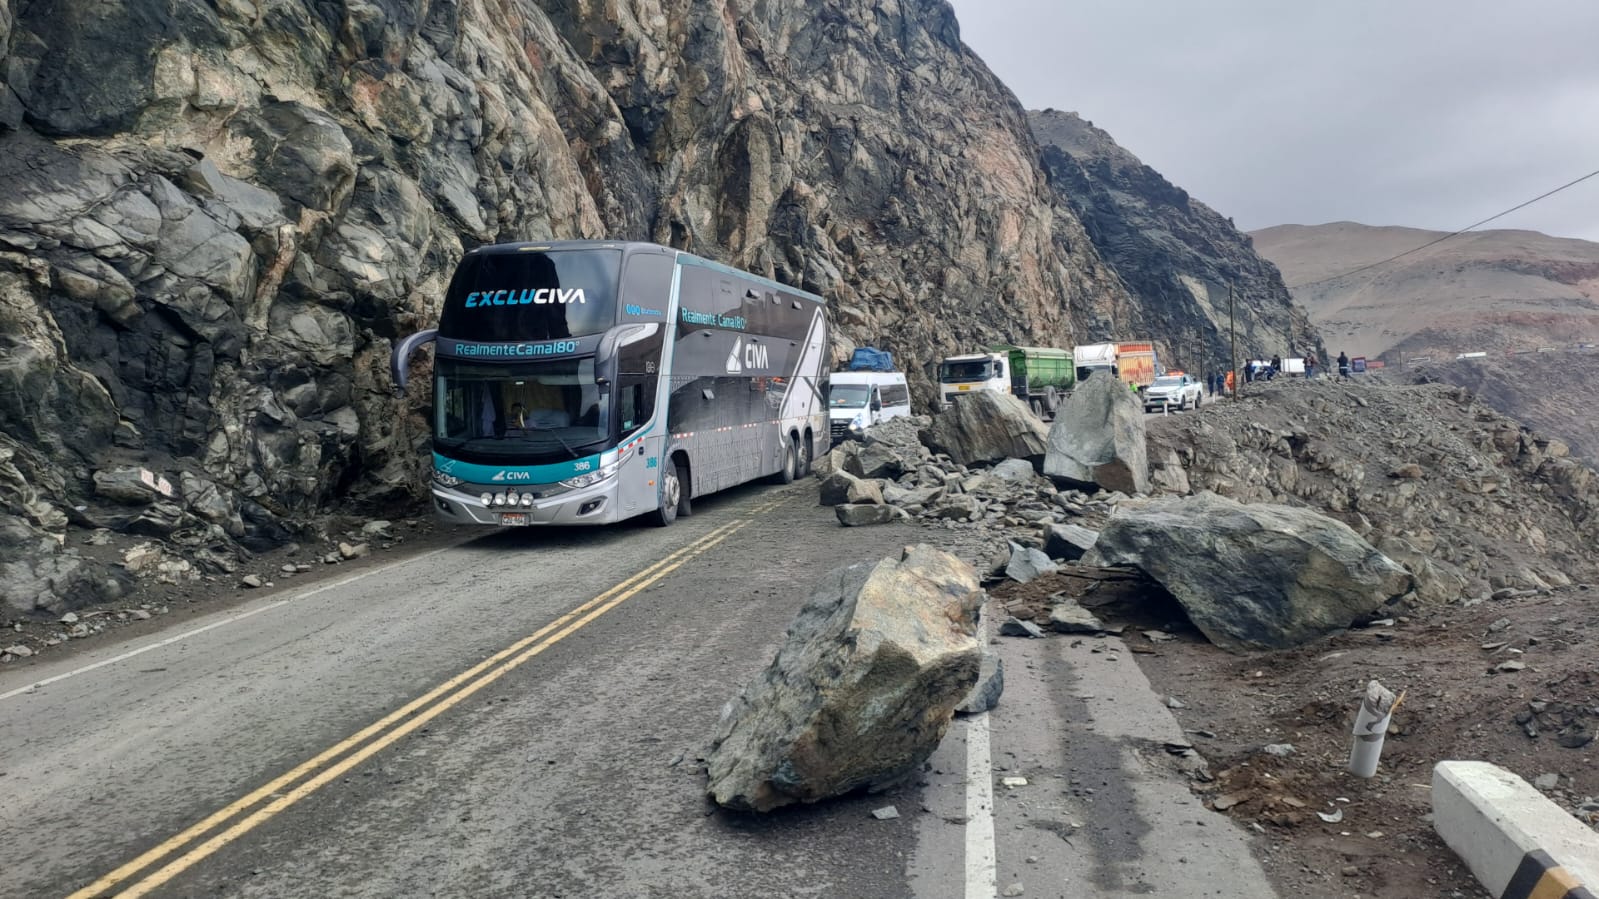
1030, 110, 1320, 371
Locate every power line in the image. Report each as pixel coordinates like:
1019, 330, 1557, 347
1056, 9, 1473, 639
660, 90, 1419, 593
1287, 166, 1599, 291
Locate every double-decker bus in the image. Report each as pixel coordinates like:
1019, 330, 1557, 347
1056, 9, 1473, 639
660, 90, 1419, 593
391, 241, 830, 527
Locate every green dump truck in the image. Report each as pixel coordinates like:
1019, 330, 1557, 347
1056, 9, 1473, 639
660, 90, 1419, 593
937, 344, 1074, 419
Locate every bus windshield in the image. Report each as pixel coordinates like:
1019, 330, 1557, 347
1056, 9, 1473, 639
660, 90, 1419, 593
830, 385, 870, 408
438, 249, 620, 342
434, 358, 610, 460
940, 360, 994, 382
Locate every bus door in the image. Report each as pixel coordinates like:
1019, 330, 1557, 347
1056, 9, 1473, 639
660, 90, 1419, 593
615, 376, 664, 517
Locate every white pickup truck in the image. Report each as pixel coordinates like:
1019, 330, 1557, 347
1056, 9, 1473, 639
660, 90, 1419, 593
1142, 373, 1203, 412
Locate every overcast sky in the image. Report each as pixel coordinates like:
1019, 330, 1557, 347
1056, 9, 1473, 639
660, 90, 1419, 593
945, 0, 1599, 242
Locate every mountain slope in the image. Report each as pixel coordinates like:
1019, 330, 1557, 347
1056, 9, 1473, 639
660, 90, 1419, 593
1029, 109, 1318, 374
1251, 222, 1599, 359
0, 0, 1142, 611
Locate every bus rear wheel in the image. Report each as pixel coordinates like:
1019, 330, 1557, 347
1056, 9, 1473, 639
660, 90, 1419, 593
770, 439, 798, 485
651, 460, 689, 527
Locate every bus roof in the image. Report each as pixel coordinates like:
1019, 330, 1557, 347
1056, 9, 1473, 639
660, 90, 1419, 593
464, 240, 826, 306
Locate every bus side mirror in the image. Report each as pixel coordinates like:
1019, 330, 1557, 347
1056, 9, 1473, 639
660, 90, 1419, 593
391, 329, 438, 395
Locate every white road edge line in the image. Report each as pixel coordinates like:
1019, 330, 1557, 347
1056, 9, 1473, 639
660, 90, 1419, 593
965, 713, 997, 899
0, 548, 452, 703
965, 604, 997, 899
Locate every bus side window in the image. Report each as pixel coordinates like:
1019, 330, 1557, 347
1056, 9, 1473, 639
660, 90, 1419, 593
619, 383, 638, 431
618, 377, 652, 435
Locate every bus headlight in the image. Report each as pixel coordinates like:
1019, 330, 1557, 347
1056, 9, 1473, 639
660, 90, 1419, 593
479, 492, 493, 506
560, 460, 622, 490
432, 468, 465, 488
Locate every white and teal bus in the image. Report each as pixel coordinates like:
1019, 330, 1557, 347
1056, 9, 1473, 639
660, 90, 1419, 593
391, 241, 831, 527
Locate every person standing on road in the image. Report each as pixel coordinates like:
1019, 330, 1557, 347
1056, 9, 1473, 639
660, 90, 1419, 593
1270, 355, 1281, 380
1338, 351, 1351, 381
1305, 352, 1318, 379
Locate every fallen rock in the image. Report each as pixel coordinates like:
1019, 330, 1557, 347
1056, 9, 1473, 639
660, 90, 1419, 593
1005, 542, 1058, 584
1048, 598, 1105, 634
929, 494, 981, 521
0, 514, 128, 614
706, 545, 982, 812
1042, 523, 1099, 561
338, 541, 369, 560
990, 458, 1038, 483
845, 442, 908, 481
882, 483, 942, 508
919, 392, 1049, 467
1044, 375, 1150, 495
1084, 493, 1414, 652
870, 805, 900, 821
3, 644, 34, 658
836, 504, 898, 527
813, 442, 861, 478
819, 471, 882, 506
999, 618, 1047, 638
957, 647, 1005, 715
1376, 535, 1468, 605
1389, 463, 1424, 479
241, 574, 265, 588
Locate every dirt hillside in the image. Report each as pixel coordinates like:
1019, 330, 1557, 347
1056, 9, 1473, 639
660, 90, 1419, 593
1250, 222, 1599, 360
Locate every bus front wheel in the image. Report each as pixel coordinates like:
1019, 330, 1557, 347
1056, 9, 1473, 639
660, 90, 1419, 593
651, 460, 690, 527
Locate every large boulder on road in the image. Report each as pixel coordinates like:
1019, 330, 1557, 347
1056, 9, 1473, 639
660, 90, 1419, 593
919, 393, 1049, 468
1084, 493, 1414, 652
706, 545, 983, 812
1044, 376, 1150, 495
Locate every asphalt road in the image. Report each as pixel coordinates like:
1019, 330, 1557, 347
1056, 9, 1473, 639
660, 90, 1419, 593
0, 481, 1277, 899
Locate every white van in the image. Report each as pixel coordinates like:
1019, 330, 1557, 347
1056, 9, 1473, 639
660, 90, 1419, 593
829, 371, 912, 443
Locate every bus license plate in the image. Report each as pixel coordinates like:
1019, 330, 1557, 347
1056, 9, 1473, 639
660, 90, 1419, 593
958, 384, 971, 391
500, 512, 530, 527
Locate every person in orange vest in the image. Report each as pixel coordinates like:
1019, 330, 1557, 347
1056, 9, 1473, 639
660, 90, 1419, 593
1225, 370, 1236, 395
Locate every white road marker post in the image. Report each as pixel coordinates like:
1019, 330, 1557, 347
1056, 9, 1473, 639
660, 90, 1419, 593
1348, 679, 1400, 778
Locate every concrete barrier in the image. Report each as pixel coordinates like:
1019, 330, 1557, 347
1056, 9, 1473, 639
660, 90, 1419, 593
1433, 760, 1599, 899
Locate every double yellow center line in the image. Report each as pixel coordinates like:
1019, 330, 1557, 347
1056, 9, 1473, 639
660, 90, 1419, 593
72, 510, 770, 898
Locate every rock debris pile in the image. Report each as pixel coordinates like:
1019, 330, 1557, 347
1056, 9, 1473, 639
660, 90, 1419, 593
1146, 379, 1599, 598
824, 378, 1599, 654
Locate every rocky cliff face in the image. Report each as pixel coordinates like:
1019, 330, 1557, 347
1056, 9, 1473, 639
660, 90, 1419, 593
0, 0, 1141, 613
1030, 109, 1319, 373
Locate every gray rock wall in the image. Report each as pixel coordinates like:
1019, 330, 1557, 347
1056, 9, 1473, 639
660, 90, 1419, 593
0, 0, 1136, 559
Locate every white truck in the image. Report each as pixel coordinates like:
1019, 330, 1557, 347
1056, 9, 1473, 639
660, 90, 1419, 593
1073, 342, 1119, 383
938, 352, 1010, 408
937, 346, 1072, 418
